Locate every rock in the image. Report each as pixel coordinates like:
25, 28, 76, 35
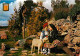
63, 26, 69, 31
10, 50, 18, 53
77, 14, 80, 20
77, 24, 80, 29
10, 48, 18, 51
72, 37, 80, 44
67, 16, 71, 21
21, 50, 28, 56
68, 43, 74, 47
74, 20, 78, 24
77, 21, 80, 25
28, 35, 37, 38
64, 34, 71, 43
1, 34, 7, 39
55, 25, 60, 31
28, 53, 36, 56
48, 19, 55, 24
32, 53, 36, 56
74, 30, 80, 36
56, 19, 65, 25
7, 54, 13, 56
61, 32, 67, 35
48, 17, 80, 47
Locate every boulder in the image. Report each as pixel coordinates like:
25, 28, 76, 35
67, 16, 71, 21
64, 34, 71, 43
77, 21, 80, 25
72, 37, 80, 44
68, 43, 74, 47
77, 14, 80, 20
74, 30, 80, 36
1, 35, 7, 39
77, 24, 80, 28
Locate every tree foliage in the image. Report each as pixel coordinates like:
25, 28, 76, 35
52, 0, 69, 20
27, 6, 50, 36
51, 0, 69, 10
8, 19, 19, 40
75, 0, 80, 5
7, 1, 51, 37
69, 4, 80, 21
23, 1, 38, 24
7, 8, 22, 40
7, 2, 24, 40
54, 11, 68, 20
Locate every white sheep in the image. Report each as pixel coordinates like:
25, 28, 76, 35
31, 39, 43, 54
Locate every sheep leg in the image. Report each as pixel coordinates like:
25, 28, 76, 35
38, 46, 40, 54
41, 47, 42, 54
34, 46, 35, 51
31, 45, 33, 54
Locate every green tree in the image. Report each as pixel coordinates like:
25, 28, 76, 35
69, 4, 80, 21
7, 7, 21, 41
19, 1, 38, 37
75, 0, 80, 5
22, 1, 38, 24
54, 11, 68, 20
27, 4, 50, 36
51, 0, 69, 20
7, 0, 38, 39
51, 0, 69, 10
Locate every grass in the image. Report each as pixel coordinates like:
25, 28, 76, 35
0, 35, 23, 56
0, 34, 22, 47
4, 51, 11, 56
0, 39, 15, 49
12, 48, 22, 56
3, 46, 69, 56
0, 26, 8, 29
25, 47, 70, 56
0, 36, 70, 56
4, 48, 22, 56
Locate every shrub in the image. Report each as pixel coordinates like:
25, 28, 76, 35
6, 31, 22, 41
0, 39, 14, 49
27, 6, 50, 36
69, 4, 80, 21
6, 31, 14, 41
24, 43, 31, 49
5, 41, 15, 50
4, 52, 10, 56
13, 48, 22, 56
54, 11, 68, 20
5, 44, 11, 50
14, 35, 22, 41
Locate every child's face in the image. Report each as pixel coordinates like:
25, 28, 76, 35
48, 25, 52, 31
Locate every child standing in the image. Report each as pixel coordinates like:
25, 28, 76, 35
40, 22, 50, 55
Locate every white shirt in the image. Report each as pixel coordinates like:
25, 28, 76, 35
40, 31, 48, 39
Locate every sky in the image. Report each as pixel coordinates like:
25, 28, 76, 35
0, 0, 75, 26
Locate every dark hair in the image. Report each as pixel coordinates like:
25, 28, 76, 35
49, 24, 58, 34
